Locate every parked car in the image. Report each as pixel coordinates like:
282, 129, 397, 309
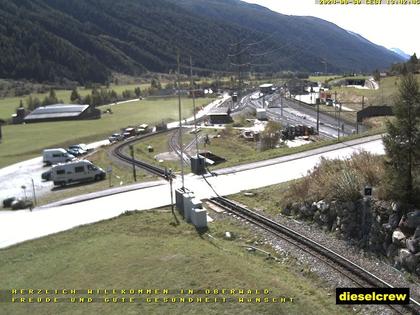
123, 127, 136, 138
50, 160, 106, 186
41, 170, 52, 181
325, 98, 334, 106
78, 143, 91, 152
67, 144, 88, 156
109, 133, 124, 143
43, 148, 75, 165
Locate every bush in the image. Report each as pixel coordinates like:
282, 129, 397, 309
286, 151, 384, 203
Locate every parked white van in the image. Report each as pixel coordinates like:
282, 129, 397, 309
50, 160, 106, 186
43, 148, 74, 165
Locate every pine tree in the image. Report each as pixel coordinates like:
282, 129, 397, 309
383, 73, 420, 208
70, 88, 81, 103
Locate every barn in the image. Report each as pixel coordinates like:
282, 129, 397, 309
207, 107, 232, 125
23, 104, 101, 123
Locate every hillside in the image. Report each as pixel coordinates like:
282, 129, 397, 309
0, 0, 403, 84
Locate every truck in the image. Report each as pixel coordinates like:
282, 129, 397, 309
43, 148, 75, 165
50, 160, 106, 186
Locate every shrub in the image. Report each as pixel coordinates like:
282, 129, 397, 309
286, 151, 384, 203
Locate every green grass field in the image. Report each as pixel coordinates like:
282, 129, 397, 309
331, 74, 420, 108
0, 88, 95, 119
0, 209, 351, 315
0, 84, 151, 119
307, 75, 341, 83
230, 181, 294, 216
132, 128, 259, 172
0, 97, 210, 168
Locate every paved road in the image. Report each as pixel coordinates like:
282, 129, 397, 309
0, 135, 384, 249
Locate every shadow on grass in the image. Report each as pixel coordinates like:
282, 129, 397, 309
170, 209, 180, 226
51, 180, 102, 191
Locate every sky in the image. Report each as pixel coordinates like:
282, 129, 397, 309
242, 0, 420, 57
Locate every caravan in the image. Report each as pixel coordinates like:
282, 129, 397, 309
50, 160, 106, 186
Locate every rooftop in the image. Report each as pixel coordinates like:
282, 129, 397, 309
24, 104, 90, 121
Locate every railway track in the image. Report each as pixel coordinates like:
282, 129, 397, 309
168, 128, 192, 165
111, 131, 170, 178
207, 196, 420, 315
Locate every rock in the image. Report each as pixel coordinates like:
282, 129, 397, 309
382, 223, 393, 233
391, 201, 400, 212
282, 206, 292, 216
406, 238, 420, 254
320, 213, 329, 224
392, 230, 406, 247
399, 215, 415, 235
310, 203, 318, 214
316, 200, 329, 212
381, 223, 393, 245
388, 213, 401, 229
386, 243, 398, 258
331, 219, 338, 232
336, 216, 341, 227
399, 249, 418, 273
415, 226, 420, 239
291, 203, 300, 216
299, 204, 314, 218
406, 210, 420, 229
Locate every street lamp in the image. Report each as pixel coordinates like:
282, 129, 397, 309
21, 185, 27, 200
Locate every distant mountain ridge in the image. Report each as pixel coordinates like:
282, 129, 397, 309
0, 0, 404, 83
389, 48, 411, 61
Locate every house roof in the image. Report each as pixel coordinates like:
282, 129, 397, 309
208, 107, 230, 116
24, 104, 89, 121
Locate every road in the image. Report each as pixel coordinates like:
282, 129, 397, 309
0, 135, 384, 249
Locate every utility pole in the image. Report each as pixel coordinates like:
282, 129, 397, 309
280, 94, 283, 117
165, 168, 174, 215
129, 145, 137, 182
362, 95, 365, 110
190, 56, 199, 157
338, 102, 342, 140
31, 178, 37, 207
236, 42, 242, 96
334, 91, 339, 140
316, 101, 320, 134
177, 52, 185, 190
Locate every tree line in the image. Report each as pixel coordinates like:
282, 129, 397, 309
25, 87, 142, 110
